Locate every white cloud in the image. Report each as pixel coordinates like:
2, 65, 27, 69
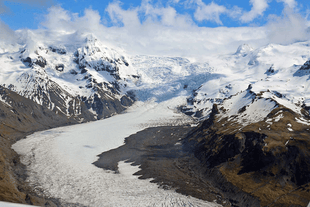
240, 0, 269, 23
276, 0, 297, 9
35, 5, 268, 58
3, 1, 310, 59
41, 6, 104, 35
106, 1, 140, 28
0, 19, 17, 44
229, 6, 243, 19
168, 0, 180, 3
41, 6, 72, 31
267, 8, 310, 44
104, 0, 194, 30
140, 1, 193, 27
193, 0, 227, 25
187, 0, 242, 25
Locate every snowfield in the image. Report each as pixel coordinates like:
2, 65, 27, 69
12, 97, 219, 207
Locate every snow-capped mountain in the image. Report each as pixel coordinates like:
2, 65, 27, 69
183, 42, 310, 119
0, 34, 136, 121
2, 33, 310, 123
129, 42, 310, 206
2, 32, 310, 206
179, 43, 310, 206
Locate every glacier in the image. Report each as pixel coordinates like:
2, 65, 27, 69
12, 98, 219, 207
5, 31, 310, 206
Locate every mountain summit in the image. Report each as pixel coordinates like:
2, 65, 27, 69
0, 34, 137, 121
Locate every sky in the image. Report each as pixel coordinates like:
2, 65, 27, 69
0, 0, 310, 57
0, 0, 309, 29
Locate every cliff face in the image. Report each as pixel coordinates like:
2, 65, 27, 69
184, 90, 310, 207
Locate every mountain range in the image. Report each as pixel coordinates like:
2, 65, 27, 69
0, 32, 310, 206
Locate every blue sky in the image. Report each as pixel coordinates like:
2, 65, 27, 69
0, 0, 309, 30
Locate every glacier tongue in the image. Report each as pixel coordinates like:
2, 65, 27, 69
12, 97, 219, 207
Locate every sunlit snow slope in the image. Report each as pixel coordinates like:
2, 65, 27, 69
0, 33, 136, 121
183, 43, 310, 118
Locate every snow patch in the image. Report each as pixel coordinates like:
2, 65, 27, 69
0, 95, 11, 107
295, 117, 310, 126
219, 93, 277, 126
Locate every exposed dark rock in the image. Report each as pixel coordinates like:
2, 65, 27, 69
80, 68, 87, 74
34, 56, 47, 68
265, 65, 277, 75
21, 57, 32, 67
69, 69, 78, 75
299, 60, 310, 70
131, 75, 140, 79
123, 60, 129, 66
55, 64, 64, 72
120, 95, 133, 107
183, 102, 310, 206
273, 90, 283, 98
294, 60, 310, 77
93, 126, 232, 206
49, 46, 66, 55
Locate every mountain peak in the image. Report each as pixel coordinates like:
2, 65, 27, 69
235, 44, 254, 56
85, 34, 98, 44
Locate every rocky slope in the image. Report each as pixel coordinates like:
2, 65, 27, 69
183, 86, 310, 206
178, 52, 310, 206
0, 34, 136, 121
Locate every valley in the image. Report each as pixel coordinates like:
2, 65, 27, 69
1, 32, 310, 206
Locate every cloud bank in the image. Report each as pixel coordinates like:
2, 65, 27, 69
0, 19, 17, 44
1, 0, 310, 58
267, 8, 310, 44
36, 3, 267, 58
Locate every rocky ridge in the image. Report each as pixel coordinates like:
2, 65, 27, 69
183, 86, 310, 206
0, 34, 136, 121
